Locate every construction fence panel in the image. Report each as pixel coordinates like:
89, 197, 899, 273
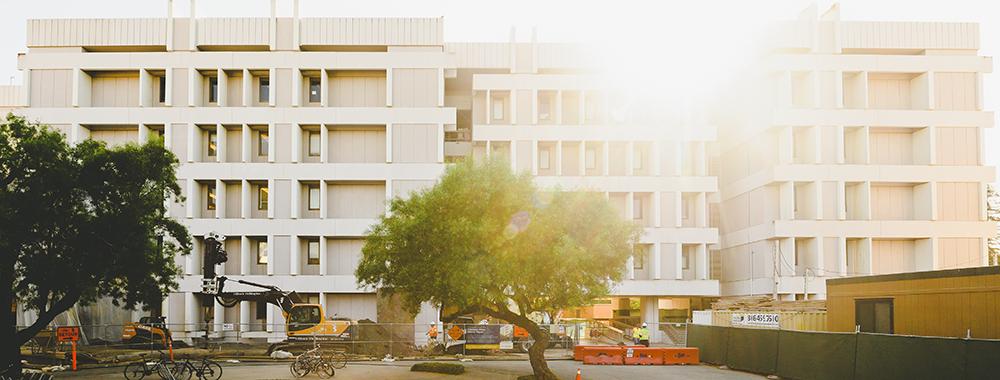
776, 330, 856, 380
686, 324, 728, 364
724, 326, 778, 374
854, 333, 966, 380
964, 338, 1000, 380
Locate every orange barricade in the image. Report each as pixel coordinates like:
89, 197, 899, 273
623, 347, 664, 365
580, 346, 626, 365
662, 347, 700, 365
573, 345, 642, 361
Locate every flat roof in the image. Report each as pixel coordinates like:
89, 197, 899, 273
827, 266, 1000, 286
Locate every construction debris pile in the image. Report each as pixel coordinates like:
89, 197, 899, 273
710, 296, 826, 313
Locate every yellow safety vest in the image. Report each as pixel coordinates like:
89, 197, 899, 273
637, 328, 650, 340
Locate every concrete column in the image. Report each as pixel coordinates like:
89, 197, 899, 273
626, 192, 635, 220
290, 180, 300, 219
216, 124, 226, 163
835, 126, 845, 163
290, 236, 300, 275
268, 68, 277, 107
653, 192, 662, 227
602, 141, 609, 176
384, 180, 393, 217
320, 124, 329, 163
385, 124, 393, 163
217, 69, 227, 107
186, 236, 199, 275
639, 296, 659, 332
674, 244, 683, 279
837, 181, 847, 220
139, 69, 152, 107
320, 69, 329, 107
241, 124, 251, 162
778, 126, 793, 164
437, 124, 445, 163
267, 179, 275, 219
319, 237, 328, 276
438, 68, 445, 107
578, 141, 586, 176
266, 305, 274, 333
240, 236, 250, 275
578, 90, 585, 125
188, 0, 197, 51
164, 68, 173, 106
239, 301, 250, 332
652, 141, 661, 176
164, 123, 173, 150
213, 302, 224, 335
242, 69, 252, 106
696, 192, 707, 227
672, 142, 683, 176
927, 126, 937, 165
555, 141, 563, 176
813, 181, 823, 220
291, 124, 302, 163
214, 179, 225, 219
386, 69, 393, 107
555, 90, 563, 124
626, 141, 634, 175
188, 68, 198, 106
266, 235, 274, 275
531, 140, 539, 175
484, 90, 490, 125
673, 192, 682, 228
696, 244, 708, 280
779, 181, 795, 220
837, 237, 848, 276
166, 0, 174, 51
187, 123, 197, 162
292, 69, 302, 107
510, 90, 517, 125
185, 179, 196, 218
184, 293, 198, 334
531, 90, 538, 124
292, 0, 300, 50
319, 180, 328, 219
138, 123, 150, 144
626, 256, 635, 280
241, 180, 250, 218
485, 141, 492, 158
652, 244, 662, 280
267, 122, 276, 163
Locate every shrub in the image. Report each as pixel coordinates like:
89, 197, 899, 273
410, 362, 465, 375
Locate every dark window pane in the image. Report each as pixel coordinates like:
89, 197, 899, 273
259, 77, 269, 103
309, 78, 320, 103
158, 76, 166, 103
209, 77, 218, 103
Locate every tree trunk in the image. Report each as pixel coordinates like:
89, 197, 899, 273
525, 324, 557, 380
0, 264, 20, 377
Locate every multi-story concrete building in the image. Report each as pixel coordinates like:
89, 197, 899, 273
715, 5, 995, 299
4, 1, 720, 341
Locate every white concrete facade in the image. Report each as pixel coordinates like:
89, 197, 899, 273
715, 5, 995, 299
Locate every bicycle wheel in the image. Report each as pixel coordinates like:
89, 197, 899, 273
171, 362, 193, 380
197, 360, 223, 380
156, 364, 176, 380
329, 351, 347, 369
289, 359, 310, 378
317, 362, 335, 379
124, 362, 148, 380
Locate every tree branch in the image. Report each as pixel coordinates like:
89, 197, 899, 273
14, 289, 80, 346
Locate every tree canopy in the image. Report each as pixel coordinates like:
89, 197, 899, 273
357, 158, 639, 379
0, 114, 189, 375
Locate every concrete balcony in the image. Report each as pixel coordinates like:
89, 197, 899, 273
772, 109, 993, 128
612, 279, 720, 297
182, 218, 378, 237
16, 106, 456, 126
473, 125, 717, 142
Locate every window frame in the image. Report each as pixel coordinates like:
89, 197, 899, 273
634, 148, 644, 170
256, 240, 268, 265
207, 131, 217, 157
633, 196, 643, 220
157, 76, 166, 103
492, 98, 505, 120
308, 131, 321, 157
585, 148, 597, 170
258, 131, 269, 156
308, 185, 320, 211
208, 76, 218, 103
259, 77, 270, 103
633, 251, 645, 270
206, 186, 216, 210
257, 185, 269, 211
682, 251, 690, 270
255, 300, 267, 320
308, 77, 321, 103
539, 148, 551, 170
307, 240, 320, 265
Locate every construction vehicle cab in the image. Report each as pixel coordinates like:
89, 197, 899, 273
286, 303, 352, 340
122, 316, 171, 347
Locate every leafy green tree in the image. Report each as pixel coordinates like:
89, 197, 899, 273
357, 159, 639, 379
0, 114, 189, 375
987, 185, 1000, 265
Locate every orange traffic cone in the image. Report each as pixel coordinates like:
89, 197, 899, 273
575, 368, 582, 380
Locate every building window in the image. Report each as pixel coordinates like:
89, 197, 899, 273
207, 131, 217, 157
855, 298, 893, 334
682, 251, 690, 270
539, 149, 550, 170
309, 77, 321, 103
158, 76, 166, 103
682, 197, 690, 219
492, 98, 504, 120
255, 301, 267, 320
633, 197, 642, 219
206, 186, 216, 210
258, 131, 269, 156
634, 149, 644, 170
308, 132, 320, 156
209, 77, 218, 103
259, 77, 269, 103
307, 241, 320, 265
257, 240, 268, 265
633, 252, 644, 270
308, 185, 320, 210
585, 148, 597, 170
539, 96, 551, 120
258, 185, 268, 210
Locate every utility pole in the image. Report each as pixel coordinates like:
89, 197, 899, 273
773, 240, 779, 301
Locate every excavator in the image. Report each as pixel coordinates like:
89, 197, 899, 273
196, 233, 354, 352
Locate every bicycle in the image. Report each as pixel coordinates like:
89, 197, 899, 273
290, 346, 335, 378
123, 352, 180, 380
323, 350, 348, 370
170, 356, 223, 380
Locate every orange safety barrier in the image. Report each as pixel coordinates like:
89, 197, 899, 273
662, 347, 700, 365
580, 346, 626, 365
573, 345, 642, 361
623, 347, 664, 365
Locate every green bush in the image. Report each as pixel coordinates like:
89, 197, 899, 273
410, 362, 466, 375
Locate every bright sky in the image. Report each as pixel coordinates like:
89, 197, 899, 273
1, 0, 998, 176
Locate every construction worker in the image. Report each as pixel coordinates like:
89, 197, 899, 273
631, 326, 641, 345
638, 323, 650, 347
427, 321, 439, 345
